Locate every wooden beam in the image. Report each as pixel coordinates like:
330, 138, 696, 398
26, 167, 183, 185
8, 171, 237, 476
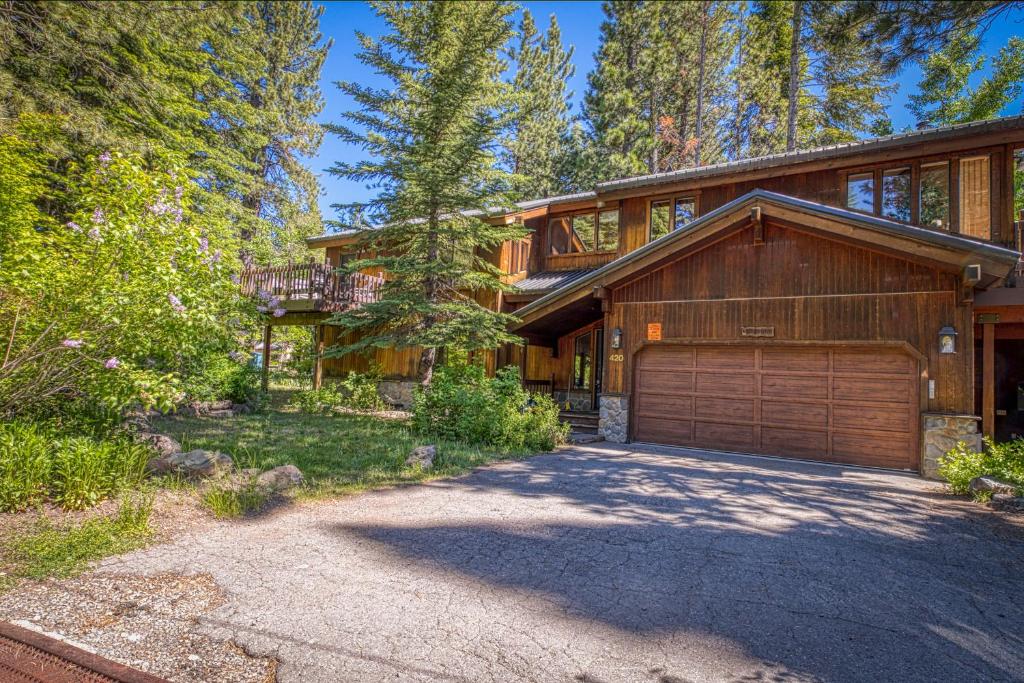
751, 206, 764, 245
983, 321, 995, 438
261, 325, 272, 393
312, 325, 325, 390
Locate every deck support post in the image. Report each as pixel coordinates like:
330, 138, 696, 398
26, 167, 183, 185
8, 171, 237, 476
261, 324, 272, 393
312, 325, 325, 390
983, 322, 995, 438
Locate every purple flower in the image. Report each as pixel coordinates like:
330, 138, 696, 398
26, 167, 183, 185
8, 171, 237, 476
230, 274, 240, 284
198, 237, 209, 254
62, 339, 84, 348
174, 186, 184, 201
210, 249, 222, 264
105, 357, 120, 369
255, 305, 268, 313
173, 206, 183, 223
87, 227, 102, 242
272, 308, 287, 318
267, 297, 281, 309
257, 290, 271, 301
66, 221, 82, 233
148, 200, 171, 216
98, 151, 112, 165
168, 293, 186, 313
91, 208, 105, 224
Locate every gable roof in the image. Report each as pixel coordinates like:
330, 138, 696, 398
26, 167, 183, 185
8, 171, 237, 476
512, 189, 1021, 329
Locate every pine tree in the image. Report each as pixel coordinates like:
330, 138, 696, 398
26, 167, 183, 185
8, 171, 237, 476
505, 10, 575, 199
236, 2, 331, 263
908, 30, 1024, 127
325, 1, 525, 386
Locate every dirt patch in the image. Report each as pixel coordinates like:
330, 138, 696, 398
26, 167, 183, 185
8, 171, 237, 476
0, 572, 275, 683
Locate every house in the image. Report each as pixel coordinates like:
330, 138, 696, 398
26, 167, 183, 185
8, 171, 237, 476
244, 114, 1024, 478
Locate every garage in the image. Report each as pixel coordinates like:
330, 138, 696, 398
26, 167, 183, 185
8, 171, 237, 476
633, 344, 920, 470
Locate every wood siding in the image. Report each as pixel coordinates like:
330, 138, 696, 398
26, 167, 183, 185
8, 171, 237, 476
601, 222, 973, 418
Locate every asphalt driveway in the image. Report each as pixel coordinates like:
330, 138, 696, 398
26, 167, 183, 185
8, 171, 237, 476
101, 443, 1024, 682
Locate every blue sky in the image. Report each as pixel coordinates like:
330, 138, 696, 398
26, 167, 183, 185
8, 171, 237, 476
308, 1, 1024, 219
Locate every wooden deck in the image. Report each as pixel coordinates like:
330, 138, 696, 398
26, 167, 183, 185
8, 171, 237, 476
239, 261, 383, 313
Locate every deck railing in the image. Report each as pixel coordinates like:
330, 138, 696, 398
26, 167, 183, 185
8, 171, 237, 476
239, 261, 383, 312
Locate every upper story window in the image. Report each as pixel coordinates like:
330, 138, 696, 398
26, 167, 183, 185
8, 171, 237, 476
845, 155, 992, 240
650, 195, 697, 241
549, 208, 619, 255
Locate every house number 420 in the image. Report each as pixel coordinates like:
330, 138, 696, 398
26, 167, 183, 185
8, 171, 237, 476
608, 354, 624, 362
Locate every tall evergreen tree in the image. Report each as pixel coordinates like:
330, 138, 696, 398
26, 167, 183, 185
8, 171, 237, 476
236, 2, 331, 262
908, 30, 1024, 127
505, 10, 575, 199
326, 1, 525, 386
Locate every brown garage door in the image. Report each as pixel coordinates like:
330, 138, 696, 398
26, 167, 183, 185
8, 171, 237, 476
633, 345, 919, 470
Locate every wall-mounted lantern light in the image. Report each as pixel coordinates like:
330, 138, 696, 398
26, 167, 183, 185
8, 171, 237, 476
938, 326, 957, 354
611, 327, 623, 349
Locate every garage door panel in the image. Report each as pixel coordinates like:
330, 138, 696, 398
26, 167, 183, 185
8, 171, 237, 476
696, 347, 755, 369
833, 377, 912, 403
695, 371, 751, 395
637, 416, 693, 444
637, 394, 691, 420
761, 374, 829, 399
833, 350, 914, 376
642, 346, 695, 369
762, 427, 828, 458
633, 344, 918, 471
639, 369, 693, 394
762, 400, 829, 428
694, 397, 754, 421
694, 422, 755, 450
832, 405, 910, 433
761, 348, 830, 373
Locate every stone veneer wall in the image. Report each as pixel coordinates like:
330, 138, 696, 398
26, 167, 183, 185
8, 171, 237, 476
554, 390, 592, 412
378, 380, 417, 408
922, 413, 982, 480
599, 394, 629, 443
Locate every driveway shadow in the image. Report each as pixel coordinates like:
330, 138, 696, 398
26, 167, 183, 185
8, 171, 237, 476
332, 447, 1024, 682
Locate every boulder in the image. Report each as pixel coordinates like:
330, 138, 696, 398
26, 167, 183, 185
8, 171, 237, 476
136, 432, 181, 458
969, 476, 1018, 496
257, 465, 304, 492
147, 449, 233, 479
405, 445, 436, 469
121, 413, 152, 432
231, 403, 253, 415
990, 494, 1024, 511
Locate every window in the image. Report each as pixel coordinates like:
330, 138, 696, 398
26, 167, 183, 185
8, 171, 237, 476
572, 332, 592, 390
649, 195, 696, 241
881, 167, 911, 221
572, 213, 595, 252
548, 216, 571, 255
598, 209, 619, 251
650, 200, 671, 240
549, 208, 619, 255
846, 172, 874, 213
920, 162, 949, 229
960, 156, 991, 239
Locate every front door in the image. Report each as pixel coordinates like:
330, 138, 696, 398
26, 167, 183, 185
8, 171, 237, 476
571, 326, 604, 411
593, 328, 604, 410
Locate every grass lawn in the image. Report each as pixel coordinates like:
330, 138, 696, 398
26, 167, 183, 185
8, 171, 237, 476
151, 391, 535, 499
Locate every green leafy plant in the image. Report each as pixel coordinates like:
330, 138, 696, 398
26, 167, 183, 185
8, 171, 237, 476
413, 360, 568, 452
289, 385, 346, 414
201, 478, 269, 518
0, 421, 53, 512
337, 368, 387, 411
4, 492, 153, 580
938, 437, 1024, 498
182, 354, 260, 404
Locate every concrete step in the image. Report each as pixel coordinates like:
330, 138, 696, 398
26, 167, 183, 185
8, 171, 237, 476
568, 432, 604, 444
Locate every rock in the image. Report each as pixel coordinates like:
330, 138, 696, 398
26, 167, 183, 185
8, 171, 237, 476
969, 476, 1018, 496
990, 494, 1024, 510
121, 414, 152, 432
208, 399, 234, 411
256, 465, 304, 491
147, 449, 233, 479
136, 432, 181, 458
231, 403, 252, 415
405, 445, 436, 469
206, 409, 234, 418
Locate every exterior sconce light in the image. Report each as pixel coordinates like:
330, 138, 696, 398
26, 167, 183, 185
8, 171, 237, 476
938, 326, 957, 354
611, 327, 623, 349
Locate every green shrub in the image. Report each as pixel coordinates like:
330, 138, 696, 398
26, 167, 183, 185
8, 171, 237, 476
412, 362, 568, 452
938, 437, 1024, 497
182, 355, 260, 404
0, 421, 53, 512
289, 370, 386, 413
5, 492, 153, 580
201, 478, 269, 518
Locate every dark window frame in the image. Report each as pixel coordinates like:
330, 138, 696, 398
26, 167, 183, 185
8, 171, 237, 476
548, 206, 621, 256
648, 193, 700, 242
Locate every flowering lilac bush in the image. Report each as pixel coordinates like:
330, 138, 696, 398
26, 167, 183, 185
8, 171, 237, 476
0, 117, 253, 418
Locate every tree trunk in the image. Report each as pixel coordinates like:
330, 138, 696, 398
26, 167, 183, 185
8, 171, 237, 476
786, 0, 803, 152
649, 89, 659, 174
419, 211, 440, 388
694, 2, 709, 167
733, 5, 745, 159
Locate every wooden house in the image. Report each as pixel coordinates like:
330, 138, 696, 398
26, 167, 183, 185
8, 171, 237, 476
244, 115, 1024, 477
